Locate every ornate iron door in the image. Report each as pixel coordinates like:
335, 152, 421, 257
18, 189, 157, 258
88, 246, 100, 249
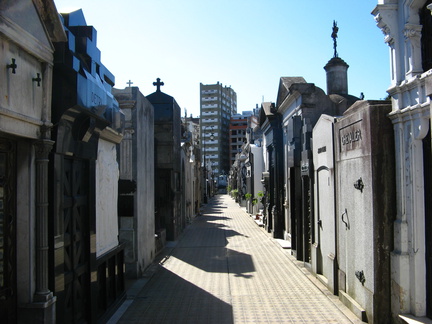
62, 157, 90, 324
0, 139, 16, 323
302, 177, 312, 264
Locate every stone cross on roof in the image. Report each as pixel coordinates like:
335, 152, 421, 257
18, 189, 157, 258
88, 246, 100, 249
153, 78, 164, 92
127, 80, 133, 87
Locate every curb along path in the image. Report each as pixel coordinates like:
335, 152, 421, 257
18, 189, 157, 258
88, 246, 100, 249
111, 194, 361, 323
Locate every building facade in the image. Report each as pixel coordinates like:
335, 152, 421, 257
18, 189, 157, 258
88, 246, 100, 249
50, 9, 126, 323
113, 86, 155, 279
147, 80, 182, 242
0, 1, 66, 322
180, 115, 202, 224
200, 82, 237, 176
373, 1, 432, 321
229, 111, 254, 165
230, 21, 399, 321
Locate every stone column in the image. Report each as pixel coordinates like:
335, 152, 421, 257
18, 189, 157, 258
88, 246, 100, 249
119, 128, 134, 179
32, 139, 56, 322
404, 24, 423, 78
34, 139, 54, 298
409, 115, 428, 316
390, 112, 429, 318
372, 5, 400, 85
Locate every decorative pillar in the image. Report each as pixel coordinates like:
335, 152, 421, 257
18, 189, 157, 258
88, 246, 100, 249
20, 139, 56, 323
390, 119, 410, 319
32, 139, 56, 322
390, 111, 429, 319
404, 24, 423, 78
372, 5, 400, 85
119, 128, 134, 179
409, 115, 428, 316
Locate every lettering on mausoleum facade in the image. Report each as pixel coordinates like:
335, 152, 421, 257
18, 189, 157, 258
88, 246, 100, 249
339, 120, 363, 151
318, 146, 327, 154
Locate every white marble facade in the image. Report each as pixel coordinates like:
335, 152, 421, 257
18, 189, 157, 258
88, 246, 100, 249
96, 139, 120, 257
312, 115, 337, 295
373, 0, 432, 319
0, 1, 66, 322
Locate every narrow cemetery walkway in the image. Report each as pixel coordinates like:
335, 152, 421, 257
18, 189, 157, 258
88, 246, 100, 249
110, 195, 361, 324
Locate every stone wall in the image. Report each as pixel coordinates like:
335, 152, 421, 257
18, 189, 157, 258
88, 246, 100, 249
114, 86, 155, 278
312, 114, 337, 295
334, 100, 394, 323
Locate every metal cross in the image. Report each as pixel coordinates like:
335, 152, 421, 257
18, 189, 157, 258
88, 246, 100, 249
7, 58, 17, 74
153, 78, 164, 92
127, 80, 133, 87
33, 73, 42, 87
331, 20, 339, 58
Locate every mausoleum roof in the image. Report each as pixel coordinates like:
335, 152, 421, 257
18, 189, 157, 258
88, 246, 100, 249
261, 102, 275, 116
258, 102, 276, 127
36, 0, 68, 42
147, 90, 175, 105
277, 77, 307, 107
53, 8, 124, 137
329, 93, 359, 107
324, 56, 349, 70
343, 99, 389, 115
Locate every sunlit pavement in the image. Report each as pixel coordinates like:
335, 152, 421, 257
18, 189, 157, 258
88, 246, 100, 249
109, 194, 362, 324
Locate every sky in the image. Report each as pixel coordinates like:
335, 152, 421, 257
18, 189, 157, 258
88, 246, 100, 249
53, 0, 390, 117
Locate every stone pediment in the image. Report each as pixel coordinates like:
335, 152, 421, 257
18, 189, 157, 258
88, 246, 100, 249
258, 102, 276, 127
0, 0, 66, 61
1, 0, 50, 48
147, 90, 175, 105
147, 90, 181, 123
34, 0, 67, 42
276, 77, 307, 107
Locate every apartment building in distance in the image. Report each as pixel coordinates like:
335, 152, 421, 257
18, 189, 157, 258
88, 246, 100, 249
229, 111, 254, 164
200, 82, 237, 176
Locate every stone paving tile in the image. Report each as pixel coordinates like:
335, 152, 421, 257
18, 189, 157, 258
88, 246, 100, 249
114, 195, 361, 324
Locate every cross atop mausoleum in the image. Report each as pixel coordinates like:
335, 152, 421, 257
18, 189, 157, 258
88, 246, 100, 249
127, 80, 133, 87
153, 78, 164, 92
331, 20, 339, 58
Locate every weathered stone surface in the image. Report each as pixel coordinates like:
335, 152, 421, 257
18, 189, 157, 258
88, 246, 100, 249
96, 139, 120, 257
113, 86, 155, 278
334, 100, 394, 323
312, 114, 337, 295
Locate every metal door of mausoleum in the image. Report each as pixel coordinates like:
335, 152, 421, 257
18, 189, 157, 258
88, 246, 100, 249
60, 157, 91, 324
0, 138, 16, 324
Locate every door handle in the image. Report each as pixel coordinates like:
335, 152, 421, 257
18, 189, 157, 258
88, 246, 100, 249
341, 209, 350, 230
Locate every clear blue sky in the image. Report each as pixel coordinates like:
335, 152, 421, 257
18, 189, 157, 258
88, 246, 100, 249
54, 0, 389, 117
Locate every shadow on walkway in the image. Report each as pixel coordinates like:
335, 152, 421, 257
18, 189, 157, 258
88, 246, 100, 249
114, 195, 254, 323
117, 266, 234, 324
176, 195, 255, 276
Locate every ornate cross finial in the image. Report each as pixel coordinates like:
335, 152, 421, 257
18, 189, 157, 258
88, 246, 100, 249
127, 80, 133, 87
331, 20, 339, 58
153, 78, 164, 92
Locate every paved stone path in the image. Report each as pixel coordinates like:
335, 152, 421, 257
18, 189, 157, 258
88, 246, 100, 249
111, 195, 362, 323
